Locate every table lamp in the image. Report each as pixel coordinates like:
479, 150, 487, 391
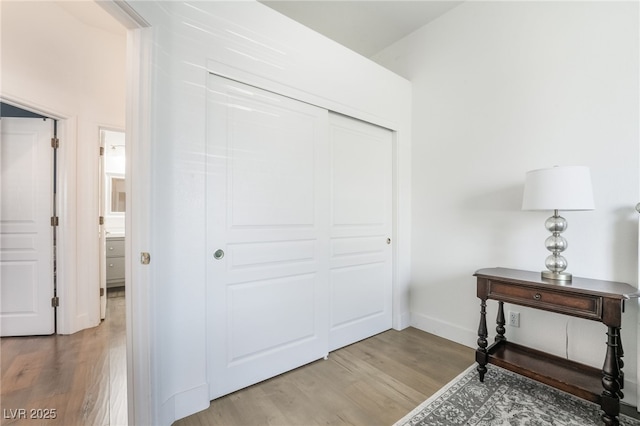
522, 166, 594, 281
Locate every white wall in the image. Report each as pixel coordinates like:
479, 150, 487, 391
1, 2, 127, 333
374, 1, 639, 403
127, 1, 411, 424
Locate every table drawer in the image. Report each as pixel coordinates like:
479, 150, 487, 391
488, 281, 602, 320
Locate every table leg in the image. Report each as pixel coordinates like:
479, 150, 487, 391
617, 331, 624, 397
601, 326, 621, 426
476, 298, 488, 382
495, 301, 506, 342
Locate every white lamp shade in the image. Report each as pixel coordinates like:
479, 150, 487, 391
522, 166, 594, 211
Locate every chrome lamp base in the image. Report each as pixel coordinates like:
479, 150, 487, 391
541, 270, 572, 281
542, 210, 572, 282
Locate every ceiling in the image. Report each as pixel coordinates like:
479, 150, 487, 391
57, 1, 462, 58
259, 1, 463, 57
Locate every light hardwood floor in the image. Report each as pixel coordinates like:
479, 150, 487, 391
1, 294, 474, 426
0, 288, 127, 426
175, 328, 475, 426
4, 302, 639, 426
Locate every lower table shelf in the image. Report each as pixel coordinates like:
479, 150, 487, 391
481, 340, 603, 404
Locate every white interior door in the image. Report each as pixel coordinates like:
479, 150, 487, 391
328, 113, 393, 351
206, 75, 330, 399
0, 117, 55, 336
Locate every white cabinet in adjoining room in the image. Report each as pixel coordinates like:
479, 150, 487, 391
106, 236, 125, 288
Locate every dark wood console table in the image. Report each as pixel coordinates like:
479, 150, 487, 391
474, 267, 639, 426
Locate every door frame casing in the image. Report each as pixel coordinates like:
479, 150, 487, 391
0, 101, 107, 334
95, 2, 153, 423
0, 97, 77, 334
123, 24, 153, 426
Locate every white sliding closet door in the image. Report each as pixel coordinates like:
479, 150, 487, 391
206, 75, 330, 399
328, 113, 393, 351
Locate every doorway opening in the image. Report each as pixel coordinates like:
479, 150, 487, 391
100, 128, 126, 321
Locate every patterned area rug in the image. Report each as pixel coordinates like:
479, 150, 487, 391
394, 364, 640, 426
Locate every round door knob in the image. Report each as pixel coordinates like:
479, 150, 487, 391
636, 203, 640, 213
214, 249, 225, 260
534, 293, 541, 300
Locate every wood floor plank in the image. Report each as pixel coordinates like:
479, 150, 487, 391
279, 358, 372, 425
0, 289, 127, 426
175, 328, 475, 426
2, 351, 42, 394
2, 298, 477, 426
108, 295, 128, 426
329, 348, 425, 407
348, 330, 474, 394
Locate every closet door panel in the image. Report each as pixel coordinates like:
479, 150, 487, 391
206, 75, 329, 399
328, 113, 393, 351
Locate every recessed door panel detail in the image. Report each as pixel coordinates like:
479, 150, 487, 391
228, 240, 316, 269
1, 133, 39, 223
330, 263, 386, 328
228, 274, 317, 364
228, 102, 317, 228
330, 122, 390, 228
1, 262, 37, 314
1, 234, 38, 253
331, 236, 387, 258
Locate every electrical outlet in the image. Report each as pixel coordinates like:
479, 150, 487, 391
508, 311, 520, 328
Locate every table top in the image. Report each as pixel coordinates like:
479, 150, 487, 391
474, 267, 640, 300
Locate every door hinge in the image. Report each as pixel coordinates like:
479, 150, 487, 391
51, 137, 59, 149
51, 296, 59, 308
51, 216, 59, 226
100, 288, 105, 297
100, 146, 105, 156
99, 216, 104, 225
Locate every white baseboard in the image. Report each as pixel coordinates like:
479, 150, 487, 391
159, 382, 210, 426
393, 311, 411, 331
410, 312, 477, 349
621, 378, 637, 408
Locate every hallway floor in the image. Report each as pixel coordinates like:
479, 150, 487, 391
0, 288, 127, 426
